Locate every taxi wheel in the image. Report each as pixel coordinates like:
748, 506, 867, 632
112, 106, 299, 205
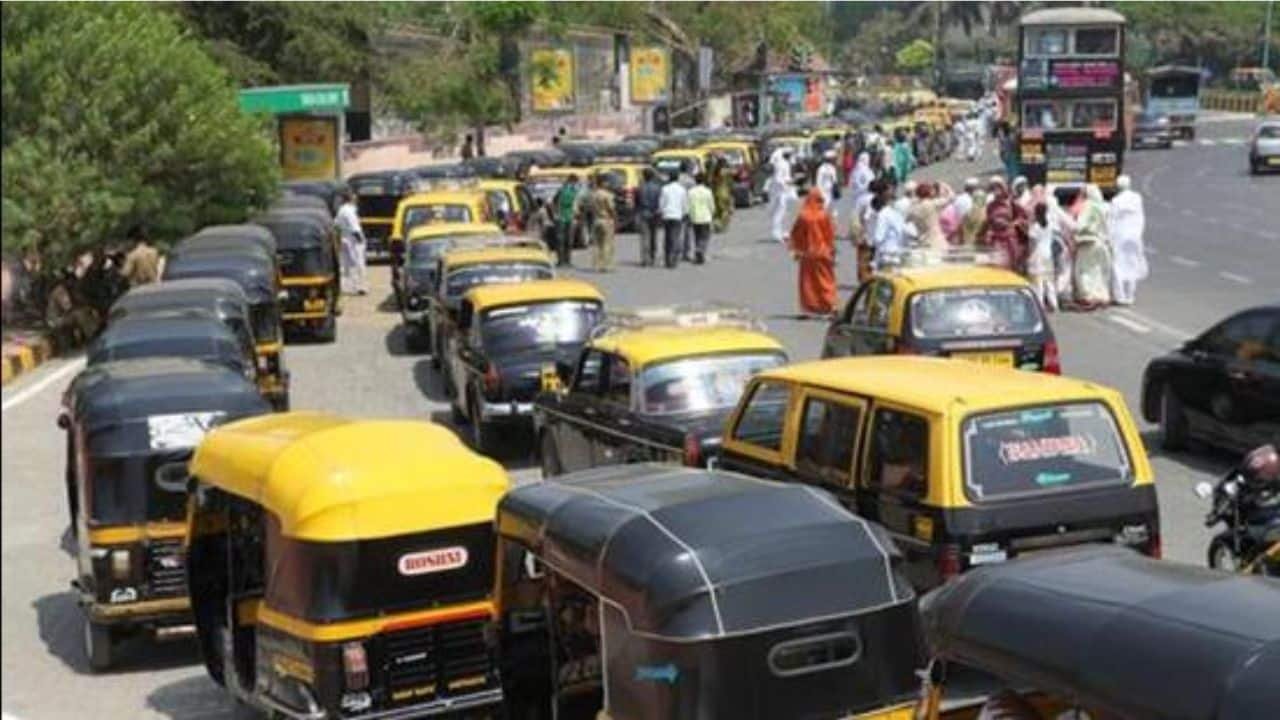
1160, 387, 1189, 450
84, 618, 115, 672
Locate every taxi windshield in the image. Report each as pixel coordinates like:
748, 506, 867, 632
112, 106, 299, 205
408, 235, 500, 268
481, 300, 603, 356
403, 204, 473, 233
909, 287, 1043, 339
445, 262, 552, 298
962, 402, 1132, 502
639, 351, 786, 415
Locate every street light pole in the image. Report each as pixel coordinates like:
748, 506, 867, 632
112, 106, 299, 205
1264, 0, 1274, 71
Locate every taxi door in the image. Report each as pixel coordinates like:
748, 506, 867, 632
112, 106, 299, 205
547, 349, 607, 473
585, 353, 644, 467
719, 379, 798, 482
787, 388, 869, 508
824, 279, 897, 358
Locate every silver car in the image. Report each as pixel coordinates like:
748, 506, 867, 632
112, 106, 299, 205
1248, 119, 1280, 174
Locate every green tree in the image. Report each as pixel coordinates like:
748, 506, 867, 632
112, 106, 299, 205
1, 3, 279, 269
896, 39, 936, 73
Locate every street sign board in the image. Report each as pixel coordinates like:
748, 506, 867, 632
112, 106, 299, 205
238, 84, 351, 115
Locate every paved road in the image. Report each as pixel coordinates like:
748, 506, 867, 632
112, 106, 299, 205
1, 115, 1273, 719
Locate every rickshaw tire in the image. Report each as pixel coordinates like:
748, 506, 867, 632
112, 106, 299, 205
315, 314, 337, 344
84, 618, 114, 672
1160, 388, 1189, 450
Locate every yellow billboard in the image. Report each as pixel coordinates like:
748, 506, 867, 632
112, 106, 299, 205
630, 46, 670, 104
531, 48, 575, 113
279, 116, 338, 181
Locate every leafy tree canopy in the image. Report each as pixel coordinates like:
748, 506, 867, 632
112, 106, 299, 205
896, 39, 936, 73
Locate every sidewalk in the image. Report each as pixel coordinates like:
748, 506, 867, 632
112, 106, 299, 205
1, 309, 98, 386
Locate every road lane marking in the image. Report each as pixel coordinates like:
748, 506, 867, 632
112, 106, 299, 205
0, 357, 84, 413
1107, 314, 1151, 334
1169, 255, 1201, 268
1199, 139, 1218, 146
1219, 271, 1252, 285
1113, 310, 1193, 341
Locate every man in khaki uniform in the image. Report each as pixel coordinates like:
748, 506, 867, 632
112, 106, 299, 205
588, 175, 617, 273
120, 228, 161, 286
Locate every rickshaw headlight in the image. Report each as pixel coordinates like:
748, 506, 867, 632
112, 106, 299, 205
342, 641, 370, 690
110, 549, 131, 580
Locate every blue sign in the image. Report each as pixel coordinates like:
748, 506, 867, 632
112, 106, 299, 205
768, 75, 808, 112
634, 663, 679, 684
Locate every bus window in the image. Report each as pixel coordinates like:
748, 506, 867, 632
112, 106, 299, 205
1026, 29, 1068, 57
1074, 28, 1119, 56
1071, 100, 1116, 131
1024, 102, 1063, 130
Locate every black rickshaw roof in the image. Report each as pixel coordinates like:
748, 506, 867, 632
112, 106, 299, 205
87, 313, 244, 368
498, 464, 915, 641
66, 357, 269, 454
182, 224, 278, 257
921, 546, 1280, 720
253, 209, 331, 251
274, 193, 332, 212
108, 278, 249, 323
161, 249, 276, 301
411, 163, 475, 179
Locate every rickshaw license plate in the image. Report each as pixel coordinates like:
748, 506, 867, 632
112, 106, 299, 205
956, 351, 1014, 367
303, 299, 326, 311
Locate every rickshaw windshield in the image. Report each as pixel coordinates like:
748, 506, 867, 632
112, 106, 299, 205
88, 452, 192, 525
277, 245, 328, 276
250, 302, 280, 344
640, 351, 786, 415
481, 300, 603, 356
962, 402, 1133, 502
910, 287, 1044, 339
404, 204, 474, 234
444, 263, 552, 299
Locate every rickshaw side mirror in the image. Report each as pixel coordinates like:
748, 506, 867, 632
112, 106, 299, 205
56, 413, 71, 430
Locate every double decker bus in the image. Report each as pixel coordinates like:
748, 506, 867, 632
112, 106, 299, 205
1016, 8, 1127, 194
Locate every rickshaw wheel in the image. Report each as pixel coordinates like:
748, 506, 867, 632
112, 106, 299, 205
315, 312, 336, 343
1208, 538, 1240, 572
84, 618, 114, 672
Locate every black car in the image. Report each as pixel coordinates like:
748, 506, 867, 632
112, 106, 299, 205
1142, 304, 1280, 453
1132, 110, 1175, 150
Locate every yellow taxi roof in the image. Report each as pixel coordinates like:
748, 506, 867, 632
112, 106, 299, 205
591, 327, 785, 368
477, 178, 522, 191
465, 279, 603, 312
700, 140, 752, 150
884, 265, 1030, 292
812, 128, 850, 138
401, 188, 487, 205
190, 413, 509, 541
406, 222, 503, 243
653, 148, 709, 160
760, 357, 1118, 415
769, 135, 811, 143
441, 245, 552, 269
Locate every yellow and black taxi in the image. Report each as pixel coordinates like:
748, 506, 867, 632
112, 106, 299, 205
586, 160, 647, 231
760, 133, 815, 186
524, 165, 579, 206
253, 206, 342, 342
397, 222, 504, 350
533, 304, 788, 477
59, 357, 270, 670
346, 170, 413, 259
699, 138, 761, 206
388, 185, 495, 262
651, 147, 712, 179
475, 178, 534, 233
719, 356, 1161, 591
822, 253, 1060, 374
441, 279, 605, 453
186, 413, 510, 719
427, 244, 555, 367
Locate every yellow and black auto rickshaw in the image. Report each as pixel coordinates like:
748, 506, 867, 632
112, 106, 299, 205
254, 208, 342, 342
163, 241, 289, 410
59, 357, 271, 670
497, 463, 924, 720
186, 413, 511, 719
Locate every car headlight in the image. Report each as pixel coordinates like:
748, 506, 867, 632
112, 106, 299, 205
1157, 117, 1170, 126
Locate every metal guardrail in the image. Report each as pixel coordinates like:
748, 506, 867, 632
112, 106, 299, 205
1200, 90, 1263, 114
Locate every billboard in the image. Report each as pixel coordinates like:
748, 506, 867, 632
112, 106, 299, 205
278, 116, 338, 181
531, 48, 575, 112
768, 74, 824, 116
630, 46, 670, 104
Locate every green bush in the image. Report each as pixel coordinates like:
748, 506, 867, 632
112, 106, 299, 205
1, 3, 279, 269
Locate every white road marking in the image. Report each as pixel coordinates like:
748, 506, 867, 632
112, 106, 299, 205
1169, 255, 1201, 268
1108, 314, 1151, 334
1220, 138, 1244, 145
1199, 139, 1218, 146
1219, 271, 1253, 285
1113, 309, 1194, 341
1, 357, 84, 413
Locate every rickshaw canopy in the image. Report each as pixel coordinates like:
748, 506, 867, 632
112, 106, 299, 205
497, 464, 915, 641
108, 278, 248, 325
162, 249, 277, 303
66, 357, 269, 456
252, 210, 331, 253
180, 225, 277, 259
274, 193, 331, 213
190, 412, 510, 542
921, 546, 1280, 720
87, 313, 248, 373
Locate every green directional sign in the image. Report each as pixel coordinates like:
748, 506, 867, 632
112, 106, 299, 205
238, 84, 350, 115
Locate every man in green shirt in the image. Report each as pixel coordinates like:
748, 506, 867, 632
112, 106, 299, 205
553, 174, 581, 267
687, 173, 715, 265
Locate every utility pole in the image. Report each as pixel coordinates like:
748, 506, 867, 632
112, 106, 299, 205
933, 1, 944, 90
1264, 0, 1275, 71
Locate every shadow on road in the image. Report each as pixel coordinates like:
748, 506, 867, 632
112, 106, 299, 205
147, 674, 236, 720
385, 323, 430, 358
1140, 429, 1236, 477
412, 359, 452, 404
34, 591, 200, 676
375, 291, 400, 315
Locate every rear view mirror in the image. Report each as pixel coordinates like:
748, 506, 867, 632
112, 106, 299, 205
1193, 481, 1214, 500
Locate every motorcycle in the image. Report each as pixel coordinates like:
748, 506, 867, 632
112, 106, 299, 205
1194, 461, 1280, 576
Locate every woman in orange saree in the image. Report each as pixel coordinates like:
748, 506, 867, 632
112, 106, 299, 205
789, 188, 838, 316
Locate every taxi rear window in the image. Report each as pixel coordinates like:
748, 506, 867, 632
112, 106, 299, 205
403, 204, 473, 233
962, 402, 1132, 502
640, 352, 785, 416
909, 287, 1043, 339
445, 262, 552, 298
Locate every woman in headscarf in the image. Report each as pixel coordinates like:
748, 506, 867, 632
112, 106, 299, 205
1049, 190, 1077, 305
850, 152, 875, 205
960, 181, 988, 246
710, 156, 735, 234
1108, 174, 1147, 306
981, 177, 1023, 270
789, 188, 838, 316
1071, 184, 1113, 309
891, 130, 916, 184
907, 182, 955, 251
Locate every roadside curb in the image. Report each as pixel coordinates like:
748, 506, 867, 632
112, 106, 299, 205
1, 309, 99, 387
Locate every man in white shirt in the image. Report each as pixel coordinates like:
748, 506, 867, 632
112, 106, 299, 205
334, 190, 367, 295
768, 148, 796, 243
658, 172, 688, 269
872, 194, 918, 269
815, 149, 839, 223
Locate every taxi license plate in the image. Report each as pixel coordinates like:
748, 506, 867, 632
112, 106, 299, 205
303, 298, 326, 311
955, 351, 1014, 367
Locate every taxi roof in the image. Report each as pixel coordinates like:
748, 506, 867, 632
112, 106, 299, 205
653, 148, 709, 159
883, 264, 1030, 291
465, 279, 602, 311
400, 188, 487, 205
700, 140, 753, 149
476, 178, 522, 191
760, 356, 1116, 415
526, 166, 578, 177
441, 245, 552, 269
591, 327, 785, 368
190, 413, 509, 541
406, 222, 503, 242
